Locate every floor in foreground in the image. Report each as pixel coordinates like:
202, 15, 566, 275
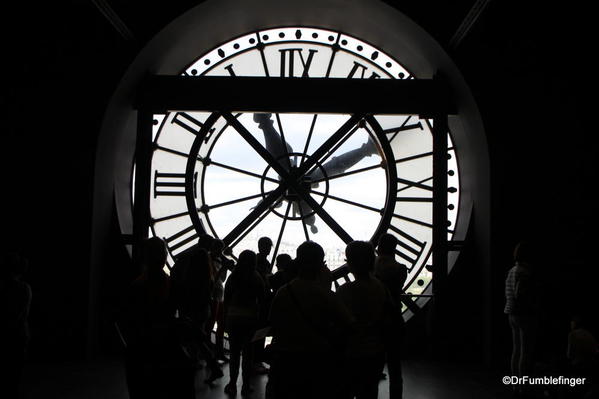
22, 357, 513, 399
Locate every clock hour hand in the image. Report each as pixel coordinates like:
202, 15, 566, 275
309, 135, 377, 181
249, 113, 293, 211
251, 113, 318, 233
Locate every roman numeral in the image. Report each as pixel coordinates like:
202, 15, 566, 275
163, 225, 198, 257
385, 116, 424, 142
224, 64, 236, 76
347, 61, 380, 79
396, 177, 433, 192
388, 225, 427, 267
171, 112, 215, 143
153, 171, 197, 198
171, 112, 203, 135
279, 48, 318, 77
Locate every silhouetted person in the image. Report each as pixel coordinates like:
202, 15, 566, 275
337, 241, 387, 399
0, 252, 31, 399
505, 241, 538, 395
254, 236, 273, 372
208, 239, 231, 361
172, 245, 222, 383
123, 237, 193, 399
256, 236, 273, 277
269, 241, 353, 399
374, 233, 407, 399
268, 253, 296, 293
223, 250, 265, 396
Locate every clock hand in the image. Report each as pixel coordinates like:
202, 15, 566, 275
251, 114, 318, 233
249, 113, 293, 211
290, 136, 376, 233
253, 113, 295, 169
309, 135, 377, 181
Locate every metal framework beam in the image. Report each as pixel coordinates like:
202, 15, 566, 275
136, 76, 456, 115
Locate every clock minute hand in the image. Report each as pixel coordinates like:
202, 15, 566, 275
253, 113, 294, 170
252, 113, 319, 233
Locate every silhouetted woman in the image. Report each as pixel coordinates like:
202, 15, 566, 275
223, 250, 265, 396
504, 242, 538, 390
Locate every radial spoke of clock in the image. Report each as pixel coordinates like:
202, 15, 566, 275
393, 213, 433, 228
297, 202, 311, 242
395, 147, 454, 165
271, 201, 292, 265
295, 191, 354, 243
205, 190, 275, 211
209, 159, 279, 184
299, 114, 318, 168
386, 115, 419, 143
222, 112, 292, 186
223, 185, 287, 246
310, 190, 380, 213
305, 124, 360, 178
155, 145, 189, 159
229, 199, 283, 250
312, 163, 382, 184
296, 113, 365, 177
152, 210, 189, 224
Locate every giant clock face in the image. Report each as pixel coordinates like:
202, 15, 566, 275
144, 26, 461, 309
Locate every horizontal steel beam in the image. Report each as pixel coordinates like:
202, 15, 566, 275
136, 75, 455, 115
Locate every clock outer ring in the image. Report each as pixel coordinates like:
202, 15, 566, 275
184, 112, 399, 252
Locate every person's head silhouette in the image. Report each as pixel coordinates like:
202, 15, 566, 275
275, 253, 293, 271
235, 250, 257, 275
513, 241, 531, 266
377, 233, 398, 256
346, 241, 375, 279
258, 237, 273, 256
142, 237, 167, 276
296, 241, 325, 279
